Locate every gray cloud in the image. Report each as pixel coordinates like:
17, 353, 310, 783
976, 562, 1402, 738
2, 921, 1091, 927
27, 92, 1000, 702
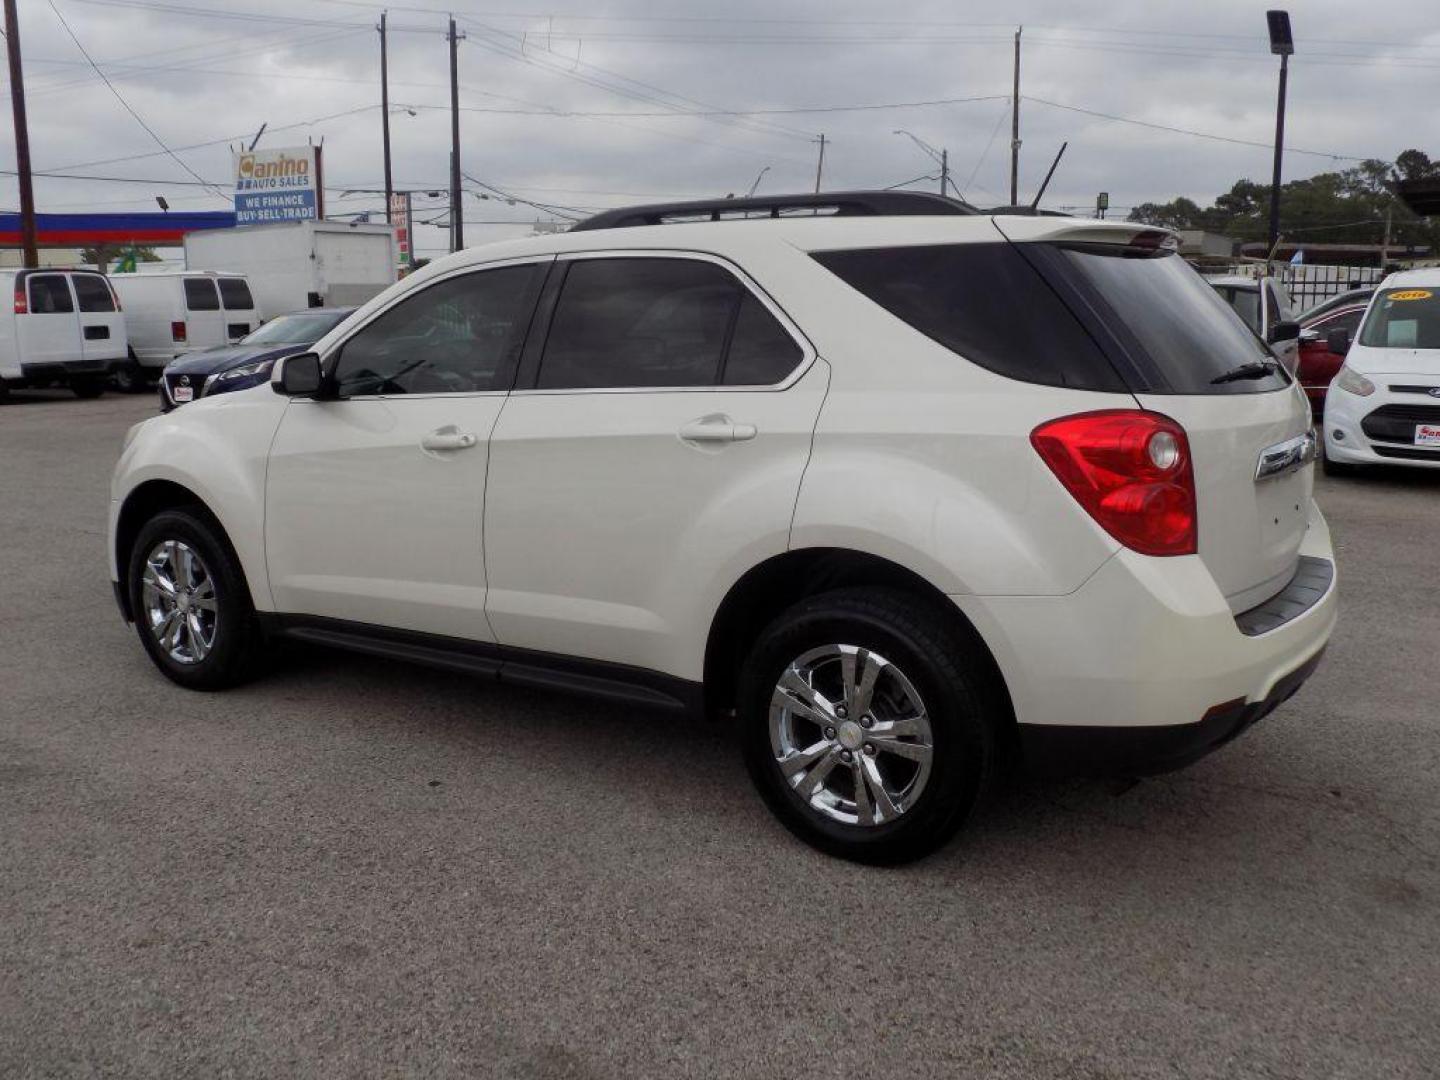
5, 0, 1439, 255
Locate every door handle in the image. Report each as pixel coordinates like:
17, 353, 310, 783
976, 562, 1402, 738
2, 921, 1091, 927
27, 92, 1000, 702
679, 416, 758, 443
421, 427, 478, 452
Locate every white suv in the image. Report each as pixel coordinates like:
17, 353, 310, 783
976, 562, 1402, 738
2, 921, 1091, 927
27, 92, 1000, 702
108, 192, 1337, 864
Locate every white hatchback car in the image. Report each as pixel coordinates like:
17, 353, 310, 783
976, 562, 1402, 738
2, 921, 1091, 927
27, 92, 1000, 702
109, 192, 1337, 864
1322, 268, 1440, 474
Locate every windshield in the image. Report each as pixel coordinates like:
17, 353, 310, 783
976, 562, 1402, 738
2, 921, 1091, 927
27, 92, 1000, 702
241, 310, 348, 346
1358, 287, 1440, 350
1060, 250, 1284, 394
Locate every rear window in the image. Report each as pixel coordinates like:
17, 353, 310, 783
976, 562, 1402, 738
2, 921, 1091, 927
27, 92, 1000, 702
1359, 287, 1440, 349
28, 275, 74, 314
183, 278, 220, 311
1055, 248, 1285, 394
218, 277, 254, 310
813, 242, 1124, 392
71, 274, 115, 313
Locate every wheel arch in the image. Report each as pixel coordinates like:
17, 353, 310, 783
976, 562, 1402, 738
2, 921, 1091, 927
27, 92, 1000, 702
702, 547, 1015, 732
113, 479, 238, 621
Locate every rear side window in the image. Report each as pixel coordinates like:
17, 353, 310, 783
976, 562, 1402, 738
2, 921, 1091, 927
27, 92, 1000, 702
1359, 288, 1440, 349
184, 278, 220, 311
28, 275, 74, 314
72, 274, 115, 313
812, 243, 1123, 392
218, 278, 254, 310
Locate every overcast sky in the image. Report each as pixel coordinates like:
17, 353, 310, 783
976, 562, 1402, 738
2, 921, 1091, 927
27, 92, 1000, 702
5, 0, 1440, 256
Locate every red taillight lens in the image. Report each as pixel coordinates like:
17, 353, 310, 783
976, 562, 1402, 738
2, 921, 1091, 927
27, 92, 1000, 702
14, 284, 27, 315
171, 320, 187, 342
1031, 410, 1197, 557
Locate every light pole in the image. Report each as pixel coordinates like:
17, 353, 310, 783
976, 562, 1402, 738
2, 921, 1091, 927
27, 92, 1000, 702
746, 166, 770, 197
1266, 10, 1294, 263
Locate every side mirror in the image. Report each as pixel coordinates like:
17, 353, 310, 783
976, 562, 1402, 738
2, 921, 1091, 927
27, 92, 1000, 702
1267, 319, 1301, 344
271, 352, 324, 398
1326, 328, 1352, 356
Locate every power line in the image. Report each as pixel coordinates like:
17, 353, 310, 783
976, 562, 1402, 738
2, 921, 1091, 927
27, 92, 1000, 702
44, 0, 228, 198
1022, 96, 1377, 162
400, 92, 1008, 119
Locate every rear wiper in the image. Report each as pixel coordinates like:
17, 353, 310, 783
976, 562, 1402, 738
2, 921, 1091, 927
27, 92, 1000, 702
1210, 359, 1281, 384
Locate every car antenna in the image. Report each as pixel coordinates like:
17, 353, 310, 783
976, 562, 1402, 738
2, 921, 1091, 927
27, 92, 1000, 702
1029, 141, 1068, 210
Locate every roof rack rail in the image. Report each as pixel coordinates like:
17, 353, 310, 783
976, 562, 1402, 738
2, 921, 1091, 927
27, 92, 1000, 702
569, 190, 979, 232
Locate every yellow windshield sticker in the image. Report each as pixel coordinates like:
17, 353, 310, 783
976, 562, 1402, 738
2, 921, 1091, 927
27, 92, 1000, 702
1389, 289, 1433, 301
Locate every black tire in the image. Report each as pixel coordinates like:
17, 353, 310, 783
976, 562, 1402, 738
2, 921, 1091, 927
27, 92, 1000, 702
70, 376, 105, 399
111, 358, 148, 393
126, 508, 264, 690
738, 587, 1000, 865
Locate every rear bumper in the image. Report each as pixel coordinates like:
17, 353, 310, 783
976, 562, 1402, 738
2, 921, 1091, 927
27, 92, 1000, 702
19, 359, 107, 379
953, 498, 1337, 776
1019, 646, 1325, 777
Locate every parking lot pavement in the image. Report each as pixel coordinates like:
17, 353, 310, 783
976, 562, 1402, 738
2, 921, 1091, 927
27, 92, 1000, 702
1, 390, 1436, 1079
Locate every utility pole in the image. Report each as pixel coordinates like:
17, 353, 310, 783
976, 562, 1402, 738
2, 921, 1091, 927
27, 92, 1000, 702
1265, 11, 1294, 263
814, 133, 827, 193
1010, 26, 1022, 207
1380, 202, 1393, 269
4, 0, 39, 269
448, 17, 464, 252
380, 13, 393, 223
940, 148, 948, 196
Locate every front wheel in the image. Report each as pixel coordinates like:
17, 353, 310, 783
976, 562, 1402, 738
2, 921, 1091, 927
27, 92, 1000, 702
126, 509, 264, 690
739, 588, 999, 865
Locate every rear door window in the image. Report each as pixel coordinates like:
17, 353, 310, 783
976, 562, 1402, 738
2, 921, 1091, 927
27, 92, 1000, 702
28, 275, 75, 314
218, 278, 254, 310
722, 292, 804, 385
537, 258, 739, 390
813, 242, 1124, 392
71, 274, 116, 312
183, 278, 220, 311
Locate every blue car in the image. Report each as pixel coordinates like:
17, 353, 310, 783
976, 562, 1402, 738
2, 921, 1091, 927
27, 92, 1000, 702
159, 308, 357, 411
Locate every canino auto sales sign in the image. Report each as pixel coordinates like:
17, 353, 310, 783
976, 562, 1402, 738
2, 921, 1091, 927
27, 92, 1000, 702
234, 147, 317, 225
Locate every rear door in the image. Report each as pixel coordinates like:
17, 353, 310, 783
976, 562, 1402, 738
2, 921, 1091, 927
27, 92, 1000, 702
70, 273, 125, 365
483, 252, 828, 677
217, 277, 258, 340
17, 274, 80, 367
1040, 243, 1314, 613
182, 277, 225, 348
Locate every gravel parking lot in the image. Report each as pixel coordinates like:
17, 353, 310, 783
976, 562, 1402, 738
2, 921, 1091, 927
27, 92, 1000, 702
2, 390, 1437, 1079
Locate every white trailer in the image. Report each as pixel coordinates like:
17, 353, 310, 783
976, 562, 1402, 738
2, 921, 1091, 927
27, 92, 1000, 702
183, 220, 398, 318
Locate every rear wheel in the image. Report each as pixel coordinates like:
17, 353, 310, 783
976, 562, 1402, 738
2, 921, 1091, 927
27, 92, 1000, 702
738, 588, 999, 865
70, 376, 105, 399
111, 357, 148, 393
126, 509, 264, 690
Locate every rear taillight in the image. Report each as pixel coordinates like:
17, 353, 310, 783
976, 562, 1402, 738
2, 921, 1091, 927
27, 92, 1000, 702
171, 321, 187, 342
14, 284, 27, 314
1031, 410, 1197, 557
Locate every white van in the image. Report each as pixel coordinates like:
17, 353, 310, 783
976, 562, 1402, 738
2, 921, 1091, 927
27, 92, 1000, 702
0, 269, 125, 399
109, 271, 262, 387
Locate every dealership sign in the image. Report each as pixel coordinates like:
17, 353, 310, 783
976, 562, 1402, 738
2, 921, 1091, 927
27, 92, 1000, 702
234, 147, 318, 225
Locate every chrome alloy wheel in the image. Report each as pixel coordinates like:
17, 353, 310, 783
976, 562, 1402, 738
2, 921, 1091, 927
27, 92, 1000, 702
141, 540, 218, 664
769, 644, 934, 827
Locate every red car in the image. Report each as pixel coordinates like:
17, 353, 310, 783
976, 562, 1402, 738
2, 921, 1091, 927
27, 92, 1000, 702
1296, 288, 1373, 417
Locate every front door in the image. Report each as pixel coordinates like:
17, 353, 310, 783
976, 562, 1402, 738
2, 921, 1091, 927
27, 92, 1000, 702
265, 259, 549, 641
18, 274, 80, 367
483, 253, 829, 679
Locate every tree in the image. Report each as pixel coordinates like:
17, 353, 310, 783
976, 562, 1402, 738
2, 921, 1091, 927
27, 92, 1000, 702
81, 244, 160, 273
1128, 148, 1440, 252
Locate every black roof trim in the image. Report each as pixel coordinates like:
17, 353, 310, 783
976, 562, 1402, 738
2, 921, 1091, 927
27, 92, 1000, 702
570, 190, 979, 232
